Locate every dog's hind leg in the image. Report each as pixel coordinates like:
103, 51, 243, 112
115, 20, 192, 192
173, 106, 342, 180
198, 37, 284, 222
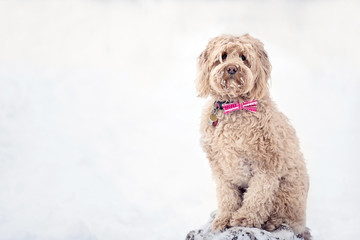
273, 177, 311, 239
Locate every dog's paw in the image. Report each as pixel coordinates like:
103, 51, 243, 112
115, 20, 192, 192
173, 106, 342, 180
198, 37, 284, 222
262, 218, 283, 231
230, 210, 262, 228
212, 213, 231, 232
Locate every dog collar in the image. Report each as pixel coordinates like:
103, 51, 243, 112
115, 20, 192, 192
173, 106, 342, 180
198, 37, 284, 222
209, 100, 258, 126
214, 101, 228, 110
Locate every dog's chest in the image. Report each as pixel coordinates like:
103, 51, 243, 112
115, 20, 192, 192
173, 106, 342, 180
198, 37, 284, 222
217, 156, 253, 186
202, 107, 259, 186
202, 106, 258, 151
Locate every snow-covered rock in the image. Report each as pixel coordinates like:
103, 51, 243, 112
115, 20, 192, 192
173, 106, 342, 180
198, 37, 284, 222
186, 211, 304, 240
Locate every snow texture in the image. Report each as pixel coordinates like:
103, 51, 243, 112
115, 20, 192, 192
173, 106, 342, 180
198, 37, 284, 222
186, 212, 303, 240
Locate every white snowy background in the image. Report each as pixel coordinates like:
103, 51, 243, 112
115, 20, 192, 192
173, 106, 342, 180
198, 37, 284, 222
0, 0, 359, 239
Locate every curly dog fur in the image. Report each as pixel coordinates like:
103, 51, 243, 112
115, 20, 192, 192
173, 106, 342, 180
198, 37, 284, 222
196, 34, 311, 239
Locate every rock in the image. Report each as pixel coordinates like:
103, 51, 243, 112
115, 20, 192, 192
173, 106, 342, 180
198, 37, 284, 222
185, 211, 304, 240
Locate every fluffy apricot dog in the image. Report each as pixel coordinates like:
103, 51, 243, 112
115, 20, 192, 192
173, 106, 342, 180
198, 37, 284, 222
196, 34, 311, 239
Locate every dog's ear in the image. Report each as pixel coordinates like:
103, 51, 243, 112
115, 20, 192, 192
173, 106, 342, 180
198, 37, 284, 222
196, 47, 211, 98
246, 35, 272, 99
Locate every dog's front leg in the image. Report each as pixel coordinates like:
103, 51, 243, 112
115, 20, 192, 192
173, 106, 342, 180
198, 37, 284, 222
229, 172, 279, 228
212, 179, 242, 231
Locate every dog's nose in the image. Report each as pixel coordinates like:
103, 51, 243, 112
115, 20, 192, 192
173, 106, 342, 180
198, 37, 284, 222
227, 65, 238, 75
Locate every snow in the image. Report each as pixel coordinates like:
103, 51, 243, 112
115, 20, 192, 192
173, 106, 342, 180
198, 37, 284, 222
0, 0, 359, 240
188, 211, 303, 240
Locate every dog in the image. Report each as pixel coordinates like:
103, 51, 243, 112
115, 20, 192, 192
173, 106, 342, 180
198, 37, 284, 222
196, 34, 311, 240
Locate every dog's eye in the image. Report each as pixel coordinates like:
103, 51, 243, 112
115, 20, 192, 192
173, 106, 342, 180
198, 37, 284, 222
222, 53, 227, 60
241, 55, 246, 61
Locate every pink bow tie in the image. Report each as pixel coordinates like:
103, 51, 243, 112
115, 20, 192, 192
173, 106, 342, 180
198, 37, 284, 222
222, 100, 258, 114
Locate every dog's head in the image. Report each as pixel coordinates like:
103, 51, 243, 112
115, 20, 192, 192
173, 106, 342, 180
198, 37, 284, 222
196, 34, 271, 101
